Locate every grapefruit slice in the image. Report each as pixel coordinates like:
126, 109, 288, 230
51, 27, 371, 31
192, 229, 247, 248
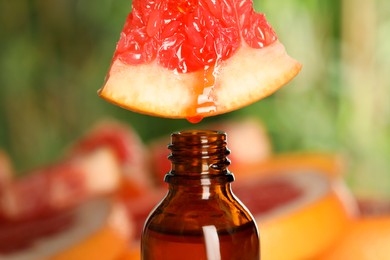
98, 0, 301, 120
234, 172, 354, 260
0, 198, 132, 260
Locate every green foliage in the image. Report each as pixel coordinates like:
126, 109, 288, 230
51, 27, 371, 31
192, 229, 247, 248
0, 0, 389, 197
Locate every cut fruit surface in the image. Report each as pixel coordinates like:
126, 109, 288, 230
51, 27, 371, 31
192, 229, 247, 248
234, 172, 354, 260
0, 198, 132, 260
99, 0, 301, 119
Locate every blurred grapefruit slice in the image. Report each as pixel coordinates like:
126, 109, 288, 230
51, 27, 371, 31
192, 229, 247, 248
0, 198, 132, 260
1, 120, 150, 221
0, 147, 121, 221
98, 0, 301, 120
234, 172, 354, 260
320, 198, 390, 260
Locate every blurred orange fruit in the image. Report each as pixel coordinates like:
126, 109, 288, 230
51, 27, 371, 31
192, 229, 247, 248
98, 0, 301, 120
234, 172, 356, 260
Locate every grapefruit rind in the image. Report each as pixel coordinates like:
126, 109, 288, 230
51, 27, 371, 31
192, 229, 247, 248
99, 41, 301, 118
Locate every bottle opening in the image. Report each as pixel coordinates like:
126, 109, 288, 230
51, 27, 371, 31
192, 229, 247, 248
171, 130, 227, 144
165, 130, 233, 182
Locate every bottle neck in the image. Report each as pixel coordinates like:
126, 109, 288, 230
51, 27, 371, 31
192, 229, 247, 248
164, 130, 234, 184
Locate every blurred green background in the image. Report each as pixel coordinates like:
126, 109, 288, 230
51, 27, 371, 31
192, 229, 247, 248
0, 0, 389, 197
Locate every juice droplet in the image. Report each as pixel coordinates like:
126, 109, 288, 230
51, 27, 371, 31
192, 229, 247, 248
186, 116, 204, 124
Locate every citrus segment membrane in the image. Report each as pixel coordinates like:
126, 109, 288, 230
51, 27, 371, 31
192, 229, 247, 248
99, 0, 301, 119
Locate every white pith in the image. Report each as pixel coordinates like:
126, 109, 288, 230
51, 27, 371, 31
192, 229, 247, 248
99, 40, 301, 118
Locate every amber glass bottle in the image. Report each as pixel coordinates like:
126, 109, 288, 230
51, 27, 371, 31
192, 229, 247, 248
141, 130, 260, 260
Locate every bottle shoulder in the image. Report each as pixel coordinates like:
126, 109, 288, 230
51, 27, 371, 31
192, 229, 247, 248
144, 188, 256, 234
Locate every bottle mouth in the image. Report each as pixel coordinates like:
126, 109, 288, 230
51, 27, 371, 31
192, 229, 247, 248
169, 130, 229, 158
170, 130, 227, 144
167, 129, 232, 178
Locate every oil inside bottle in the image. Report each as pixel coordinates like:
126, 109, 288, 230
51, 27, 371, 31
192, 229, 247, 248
143, 221, 259, 260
